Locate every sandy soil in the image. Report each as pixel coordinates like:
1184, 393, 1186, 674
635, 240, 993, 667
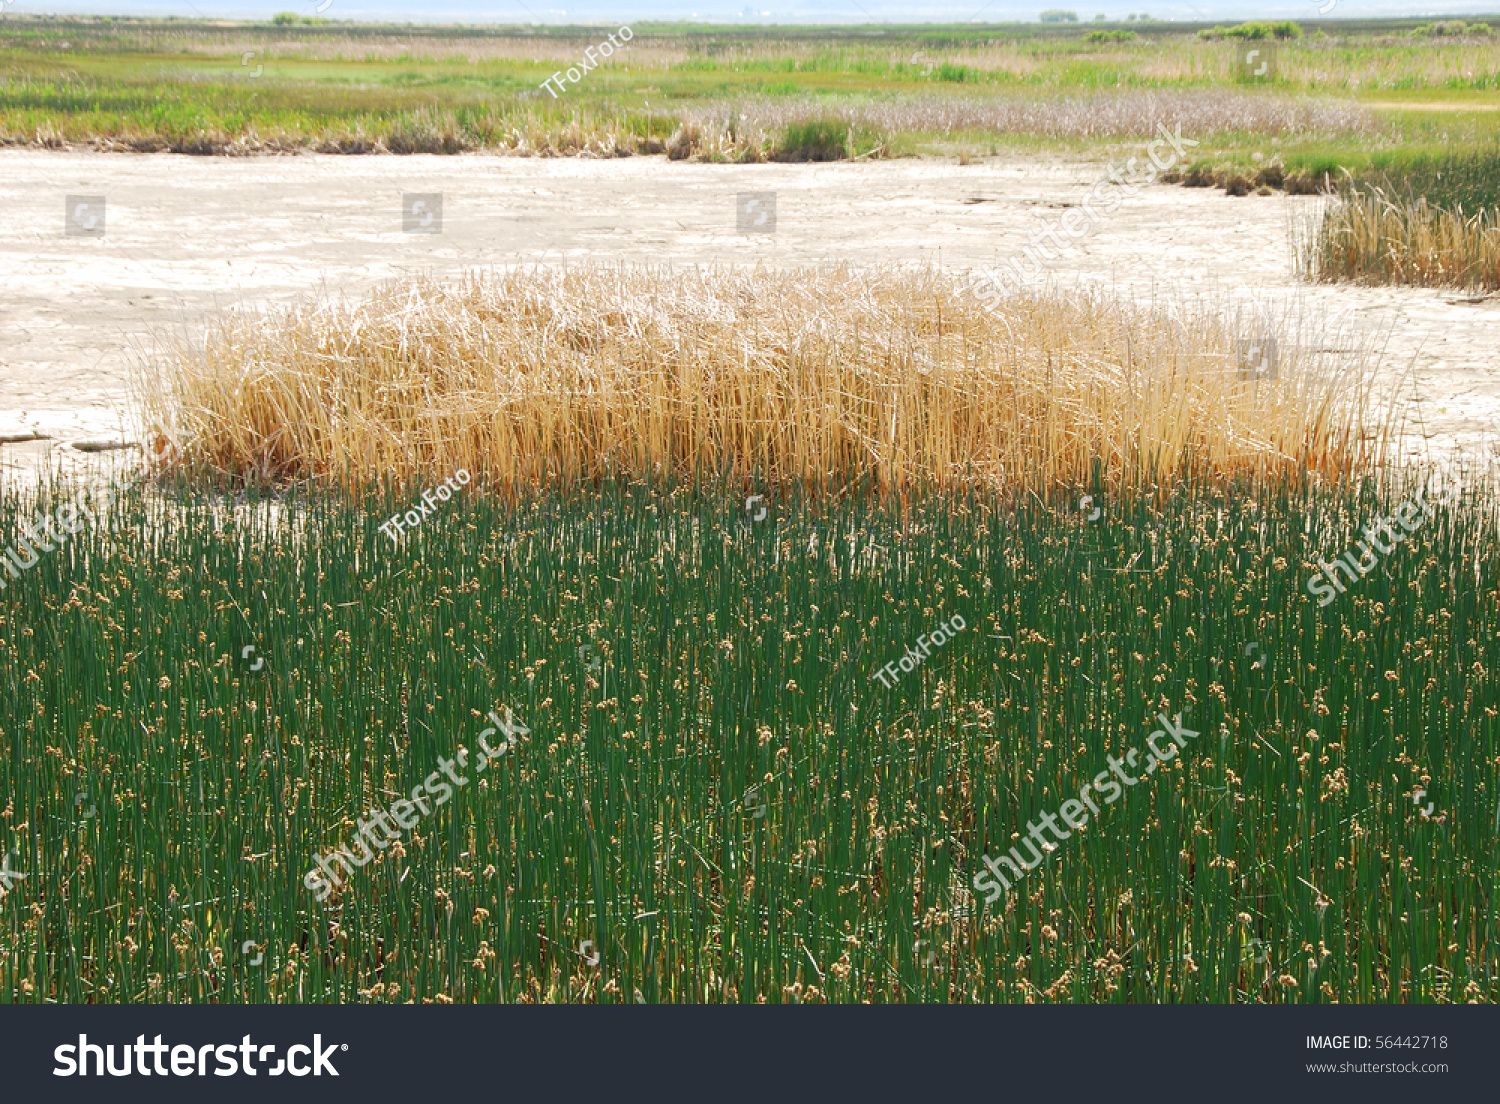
2, 150, 1496, 486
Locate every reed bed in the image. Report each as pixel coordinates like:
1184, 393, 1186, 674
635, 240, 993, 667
1298, 186, 1500, 291
2, 473, 1496, 1003
2, 86, 1375, 159
26, 22, 1500, 93
664, 90, 1375, 161
138, 267, 1387, 498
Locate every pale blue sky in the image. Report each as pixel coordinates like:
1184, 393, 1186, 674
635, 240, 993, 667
9, 0, 1498, 23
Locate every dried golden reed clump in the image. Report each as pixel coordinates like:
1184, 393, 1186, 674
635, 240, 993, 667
1298, 187, 1500, 292
138, 265, 1385, 495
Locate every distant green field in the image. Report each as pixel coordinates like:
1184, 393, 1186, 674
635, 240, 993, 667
1, 15, 1497, 176
2, 474, 1496, 1003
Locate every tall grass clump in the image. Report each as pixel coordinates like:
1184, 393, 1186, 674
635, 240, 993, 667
1297, 149, 1500, 289
1297, 186, 1500, 291
137, 266, 1388, 498
772, 117, 850, 161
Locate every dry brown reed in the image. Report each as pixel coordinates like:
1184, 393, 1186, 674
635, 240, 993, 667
1297, 187, 1500, 291
138, 266, 1386, 497
668, 89, 1375, 158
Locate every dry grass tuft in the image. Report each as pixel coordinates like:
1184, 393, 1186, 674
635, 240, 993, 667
138, 266, 1387, 496
1297, 187, 1500, 291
